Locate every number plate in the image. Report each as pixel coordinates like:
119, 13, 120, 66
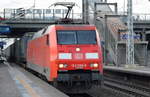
72, 64, 86, 69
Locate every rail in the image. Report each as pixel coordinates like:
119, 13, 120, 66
104, 69, 150, 97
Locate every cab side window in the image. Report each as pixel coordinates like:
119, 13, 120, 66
46, 35, 49, 45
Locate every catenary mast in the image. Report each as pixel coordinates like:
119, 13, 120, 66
126, 0, 134, 64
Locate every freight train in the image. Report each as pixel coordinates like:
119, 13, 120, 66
4, 32, 33, 63
5, 24, 103, 93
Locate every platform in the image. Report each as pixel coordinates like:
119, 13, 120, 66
104, 65, 150, 77
0, 63, 22, 97
0, 62, 69, 97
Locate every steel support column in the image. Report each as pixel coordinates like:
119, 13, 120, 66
126, 0, 134, 64
82, 0, 89, 24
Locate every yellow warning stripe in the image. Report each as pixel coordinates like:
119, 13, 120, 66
16, 77, 41, 97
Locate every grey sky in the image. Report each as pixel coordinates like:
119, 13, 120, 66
0, 0, 150, 14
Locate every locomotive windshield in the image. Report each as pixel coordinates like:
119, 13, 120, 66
57, 30, 97, 44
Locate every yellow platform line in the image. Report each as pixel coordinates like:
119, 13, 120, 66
16, 77, 41, 97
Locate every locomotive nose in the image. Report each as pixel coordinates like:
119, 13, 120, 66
58, 45, 100, 59
57, 45, 102, 72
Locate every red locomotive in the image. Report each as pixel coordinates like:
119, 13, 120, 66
27, 24, 103, 90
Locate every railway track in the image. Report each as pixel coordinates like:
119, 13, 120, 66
17, 63, 150, 97
104, 77, 150, 97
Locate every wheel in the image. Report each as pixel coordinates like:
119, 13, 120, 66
52, 79, 58, 88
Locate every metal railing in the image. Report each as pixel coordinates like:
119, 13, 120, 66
118, 12, 150, 21
0, 8, 82, 21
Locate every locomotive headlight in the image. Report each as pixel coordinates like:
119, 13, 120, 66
59, 64, 64, 68
76, 48, 80, 52
59, 64, 67, 68
91, 63, 98, 68
93, 63, 98, 67
58, 53, 72, 59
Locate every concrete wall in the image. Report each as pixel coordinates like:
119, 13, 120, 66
117, 42, 148, 66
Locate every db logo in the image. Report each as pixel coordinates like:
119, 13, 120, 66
74, 53, 83, 59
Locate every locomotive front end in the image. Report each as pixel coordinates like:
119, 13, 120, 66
55, 25, 103, 86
